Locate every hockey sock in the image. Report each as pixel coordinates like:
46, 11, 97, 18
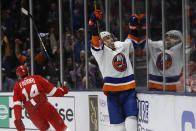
125, 116, 137, 131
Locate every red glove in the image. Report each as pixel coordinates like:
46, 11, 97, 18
59, 86, 69, 94
14, 119, 25, 131
52, 86, 69, 97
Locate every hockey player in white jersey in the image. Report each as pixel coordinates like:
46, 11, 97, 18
130, 14, 184, 91
88, 10, 138, 131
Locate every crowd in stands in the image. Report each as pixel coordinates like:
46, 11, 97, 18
1, 0, 196, 92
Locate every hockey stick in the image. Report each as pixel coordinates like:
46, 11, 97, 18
21, 8, 62, 86
94, 0, 100, 34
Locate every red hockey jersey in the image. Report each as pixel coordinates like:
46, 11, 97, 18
13, 75, 60, 119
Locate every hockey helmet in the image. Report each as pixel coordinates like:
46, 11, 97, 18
16, 65, 29, 78
100, 31, 111, 40
165, 30, 182, 49
99, 31, 115, 49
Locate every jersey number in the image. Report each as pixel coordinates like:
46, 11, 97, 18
22, 84, 39, 101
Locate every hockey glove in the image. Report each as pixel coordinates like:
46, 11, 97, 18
128, 14, 140, 42
59, 86, 69, 95
14, 119, 25, 131
88, 10, 102, 36
52, 86, 69, 97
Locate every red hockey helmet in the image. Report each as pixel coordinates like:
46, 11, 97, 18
16, 65, 29, 78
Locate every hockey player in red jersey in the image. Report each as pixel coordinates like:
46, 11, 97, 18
13, 65, 68, 131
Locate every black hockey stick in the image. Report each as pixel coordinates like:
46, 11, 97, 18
21, 8, 62, 86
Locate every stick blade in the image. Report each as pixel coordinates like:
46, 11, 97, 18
21, 8, 28, 15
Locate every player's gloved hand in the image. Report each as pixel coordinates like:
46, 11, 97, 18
14, 119, 25, 131
129, 14, 139, 30
88, 10, 102, 36
93, 10, 102, 20
59, 86, 69, 95
128, 14, 140, 44
89, 10, 102, 25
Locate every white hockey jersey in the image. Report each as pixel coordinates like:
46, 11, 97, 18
91, 38, 136, 92
147, 39, 183, 91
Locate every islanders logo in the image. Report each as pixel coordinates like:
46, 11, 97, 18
113, 53, 127, 72
156, 53, 172, 70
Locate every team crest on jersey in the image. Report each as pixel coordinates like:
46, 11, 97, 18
112, 53, 127, 72
156, 53, 172, 70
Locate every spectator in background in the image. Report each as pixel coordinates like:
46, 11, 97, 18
48, 2, 59, 25
64, 55, 75, 89
75, 50, 86, 90
64, 32, 75, 59
1, 68, 15, 92
1, 27, 12, 71
89, 56, 103, 89
14, 38, 47, 75
181, 50, 196, 92
74, 27, 92, 65
70, 50, 96, 90
49, 24, 58, 55
74, 28, 85, 64
72, 0, 84, 32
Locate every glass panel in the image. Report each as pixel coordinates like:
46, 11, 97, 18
185, 0, 196, 93
147, 0, 164, 91
1, 0, 31, 92
62, 0, 76, 90
164, 0, 183, 92
64, 0, 85, 90
134, 0, 147, 91
41, 1, 60, 87
108, 0, 119, 39
86, 0, 105, 90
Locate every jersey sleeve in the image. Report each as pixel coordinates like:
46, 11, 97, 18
13, 84, 23, 120
90, 36, 104, 65
123, 38, 135, 53
35, 75, 57, 96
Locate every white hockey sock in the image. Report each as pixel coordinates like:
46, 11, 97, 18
111, 122, 126, 131
125, 116, 137, 131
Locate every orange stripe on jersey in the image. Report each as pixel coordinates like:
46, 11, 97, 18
102, 82, 136, 92
135, 50, 146, 56
128, 34, 139, 42
149, 82, 183, 91
92, 35, 100, 48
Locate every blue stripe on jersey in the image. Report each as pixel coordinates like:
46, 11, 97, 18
104, 74, 135, 84
149, 74, 180, 83
131, 39, 146, 50
91, 45, 104, 51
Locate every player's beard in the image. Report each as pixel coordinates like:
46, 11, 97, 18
105, 41, 115, 50
165, 39, 181, 49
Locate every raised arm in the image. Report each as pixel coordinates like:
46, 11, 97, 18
15, 38, 22, 60
88, 10, 102, 49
